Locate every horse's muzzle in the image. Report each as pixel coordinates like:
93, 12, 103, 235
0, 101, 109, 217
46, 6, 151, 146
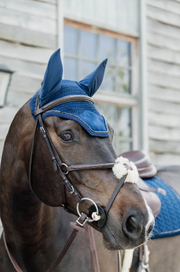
122, 208, 154, 243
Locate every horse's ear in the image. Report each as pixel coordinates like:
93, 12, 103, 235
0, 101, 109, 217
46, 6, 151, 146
79, 59, 108, 97
40, 49, 63, 100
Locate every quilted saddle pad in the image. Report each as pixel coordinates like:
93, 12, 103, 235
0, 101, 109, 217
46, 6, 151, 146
144, 176, 180, 239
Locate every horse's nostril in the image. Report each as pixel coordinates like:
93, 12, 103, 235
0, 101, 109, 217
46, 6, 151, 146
126, 216, 139, 232
122, 213, 143, 240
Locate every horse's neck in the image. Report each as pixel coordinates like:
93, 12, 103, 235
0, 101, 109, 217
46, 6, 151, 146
0, 156, 61, 270
4, 183, 62, 269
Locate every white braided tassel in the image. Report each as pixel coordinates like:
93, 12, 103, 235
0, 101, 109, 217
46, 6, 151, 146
112, 156, 138, 184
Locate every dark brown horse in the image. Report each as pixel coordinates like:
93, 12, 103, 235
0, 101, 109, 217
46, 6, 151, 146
0, 49, 154, 272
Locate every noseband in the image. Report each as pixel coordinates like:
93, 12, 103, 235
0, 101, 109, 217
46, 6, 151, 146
29, 93, 128, 229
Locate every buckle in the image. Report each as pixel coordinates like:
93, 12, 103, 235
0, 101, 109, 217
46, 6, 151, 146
76, 213, 89, 227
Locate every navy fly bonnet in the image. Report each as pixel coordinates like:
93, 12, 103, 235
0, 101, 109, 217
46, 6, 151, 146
30, 49, 109, 137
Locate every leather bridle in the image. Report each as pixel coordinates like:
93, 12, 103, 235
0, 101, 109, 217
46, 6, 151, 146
4, 93, 129, 272
29, 93, 127, 227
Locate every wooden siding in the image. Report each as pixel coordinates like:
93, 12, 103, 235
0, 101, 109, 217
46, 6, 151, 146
147, 0, 180, 165
0, 0, 57, 162
63, 0, 140, 37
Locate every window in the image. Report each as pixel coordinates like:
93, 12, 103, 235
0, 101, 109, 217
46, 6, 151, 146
0, 71, 11, 107
64, 21, 138, 155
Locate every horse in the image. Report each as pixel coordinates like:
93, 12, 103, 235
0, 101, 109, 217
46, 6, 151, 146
0, 49, 154, 272
130, 165, 180, 272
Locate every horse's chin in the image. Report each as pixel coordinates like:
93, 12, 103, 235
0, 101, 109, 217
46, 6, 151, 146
102, 229, 124, 250
101, 225, 148, 250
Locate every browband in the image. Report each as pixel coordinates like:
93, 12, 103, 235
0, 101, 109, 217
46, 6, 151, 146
34, 95, 94, 116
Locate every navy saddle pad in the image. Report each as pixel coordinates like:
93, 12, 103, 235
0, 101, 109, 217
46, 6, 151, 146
144, 176, 180, 239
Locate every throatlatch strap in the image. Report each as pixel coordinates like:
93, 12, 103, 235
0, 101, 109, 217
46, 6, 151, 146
28, 120, 38, 193
2, 232, 23, 272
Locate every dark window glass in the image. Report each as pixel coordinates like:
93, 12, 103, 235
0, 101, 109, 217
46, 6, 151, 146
117, 40, 131, 67
99, 35, 116, 62
80, 31, 97, 60
64, 57, 78, 80
64, 26, 78, 56
95, 102, 132, 154
80, 61, 96, 79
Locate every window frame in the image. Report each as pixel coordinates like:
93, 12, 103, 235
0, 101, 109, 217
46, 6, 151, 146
64, 19, 139, 152
0, 70, 12, 108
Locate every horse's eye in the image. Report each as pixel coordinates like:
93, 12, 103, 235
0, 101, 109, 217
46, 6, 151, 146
60, 132, 73, 142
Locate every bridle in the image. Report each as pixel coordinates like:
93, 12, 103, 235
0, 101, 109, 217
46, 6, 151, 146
3, 92, 130, 272
29, 93, 128, 228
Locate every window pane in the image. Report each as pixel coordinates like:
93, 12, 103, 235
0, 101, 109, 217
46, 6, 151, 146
80, 61, 96, 80
101, 66, 116, 92
116, 107, 132, 138
115, 141, 132, 156
64, 57, 78, 80
99, 35, 116, 62
80, 31, 97, 60
116, 68, 131, 94
95, 103, 132, 154
117, 40, 131, 67
64, 26, 78, 56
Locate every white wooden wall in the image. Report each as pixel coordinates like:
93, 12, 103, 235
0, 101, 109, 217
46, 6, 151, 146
147, 0, 180, 165
0, 0, 57, 160
63, 0, 140, 37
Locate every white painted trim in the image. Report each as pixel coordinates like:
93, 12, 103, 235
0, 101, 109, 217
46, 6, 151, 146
139, 0, 149, 152
57, 0, 64, 65
94, 92, 137, 107
0, 72, 11, 107
132, 106, 138, 150
64, 14, 140, 39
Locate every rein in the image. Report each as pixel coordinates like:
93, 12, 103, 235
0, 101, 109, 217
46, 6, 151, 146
4, 93, 130, 272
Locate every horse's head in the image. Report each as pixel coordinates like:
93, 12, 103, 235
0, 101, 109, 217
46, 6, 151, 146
28, 49, 154, 250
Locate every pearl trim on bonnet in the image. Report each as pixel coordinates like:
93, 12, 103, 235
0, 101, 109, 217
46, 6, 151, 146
112, 156, 138, 184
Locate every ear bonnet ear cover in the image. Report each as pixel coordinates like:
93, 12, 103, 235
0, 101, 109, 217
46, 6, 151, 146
30, 49, 109, 137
